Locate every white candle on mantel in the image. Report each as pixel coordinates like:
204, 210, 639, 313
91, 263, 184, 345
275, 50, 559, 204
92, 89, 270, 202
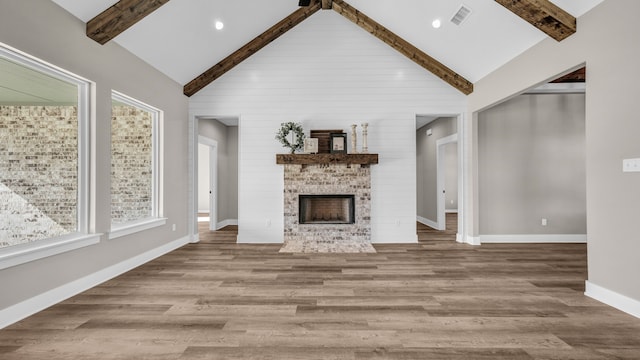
350, 124, 358, 154
361, 122, 369, 153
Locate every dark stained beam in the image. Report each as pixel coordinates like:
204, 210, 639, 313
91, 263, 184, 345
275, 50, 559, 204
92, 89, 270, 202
495, 0, 576, 41
184, 3, 322, 97
331, 0, 473, 95
321, 0, 333, 10
551, 67, 585, 83
87, 0, 170, 45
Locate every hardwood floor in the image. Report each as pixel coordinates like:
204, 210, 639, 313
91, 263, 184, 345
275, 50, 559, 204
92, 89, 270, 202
2, 214, 640, 359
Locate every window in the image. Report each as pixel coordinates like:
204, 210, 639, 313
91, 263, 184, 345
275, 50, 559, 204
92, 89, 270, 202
110, 91, 163, 238
0, 42, 97, 269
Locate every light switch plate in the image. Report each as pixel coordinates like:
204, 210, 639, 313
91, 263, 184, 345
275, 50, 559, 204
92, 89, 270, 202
623, 158, 640, 173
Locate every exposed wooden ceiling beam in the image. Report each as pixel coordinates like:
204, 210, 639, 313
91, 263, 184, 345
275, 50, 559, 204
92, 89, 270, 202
321, 0, 333, 10
87, 0, 170, 45
331, 0, 473, 95
184, 3, 322, 97
495, 0, 576, 41
551, 67, 585, 83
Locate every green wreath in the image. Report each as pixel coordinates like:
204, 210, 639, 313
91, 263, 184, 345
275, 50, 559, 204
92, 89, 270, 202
275, 122, 305, 153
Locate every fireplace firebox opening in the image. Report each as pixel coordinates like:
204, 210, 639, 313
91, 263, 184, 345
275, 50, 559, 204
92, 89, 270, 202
299, 195, 355, 224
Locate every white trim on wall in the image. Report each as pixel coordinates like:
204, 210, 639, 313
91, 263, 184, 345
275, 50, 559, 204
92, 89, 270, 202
0, 234, 101, 271
0, 235, 190, 329
585, 281, 640, 319
188, 114, 198, 243
216, 219, 238, 230
456, 113, 466, 245
108, 217, 167, 240
417, 216, 438, 230
480, 234, 587, 243
466, 236, 481, 246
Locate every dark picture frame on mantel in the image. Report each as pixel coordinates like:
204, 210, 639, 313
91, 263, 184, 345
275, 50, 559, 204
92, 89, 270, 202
330, 133, 347, 154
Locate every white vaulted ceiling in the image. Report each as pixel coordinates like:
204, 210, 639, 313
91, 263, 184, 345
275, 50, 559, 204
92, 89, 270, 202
50, 0, 603, 87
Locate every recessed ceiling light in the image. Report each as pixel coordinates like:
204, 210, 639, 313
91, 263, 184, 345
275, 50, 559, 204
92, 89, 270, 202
215, 20, 224, 30
432, 19, 441, 29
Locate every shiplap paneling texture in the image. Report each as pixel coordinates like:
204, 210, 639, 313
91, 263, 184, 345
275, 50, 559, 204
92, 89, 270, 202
189, 11, 466, 243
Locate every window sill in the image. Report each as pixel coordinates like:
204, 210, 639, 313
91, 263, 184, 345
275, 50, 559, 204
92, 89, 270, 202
109, 218, 167, 240
0, 233, 102, 271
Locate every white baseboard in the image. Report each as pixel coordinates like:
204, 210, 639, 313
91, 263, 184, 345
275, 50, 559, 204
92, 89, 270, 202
216, 219, 238, 230
480, 234, 587, 243
197, 209, 209, 214
585, 281, 640, 319
466, 236, 481, 246
445, 209, 458, 214
0, 235, 190, 329
236, 237, 282, 244
417, 216, 438, 229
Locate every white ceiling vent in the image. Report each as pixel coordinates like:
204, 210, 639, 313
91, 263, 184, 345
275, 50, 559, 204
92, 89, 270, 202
451, 5, 472, 26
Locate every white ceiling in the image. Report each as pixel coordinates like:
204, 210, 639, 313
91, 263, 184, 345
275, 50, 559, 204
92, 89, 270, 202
50, 0, 603, 87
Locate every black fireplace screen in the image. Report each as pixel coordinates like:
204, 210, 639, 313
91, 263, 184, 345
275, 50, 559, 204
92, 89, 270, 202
299, 195, 355, 224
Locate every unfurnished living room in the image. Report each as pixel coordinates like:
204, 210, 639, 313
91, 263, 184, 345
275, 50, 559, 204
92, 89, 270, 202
1, 0, 640, 359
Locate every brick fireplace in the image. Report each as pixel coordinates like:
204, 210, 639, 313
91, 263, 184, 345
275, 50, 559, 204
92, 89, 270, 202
276, 154, 378, 253
299, 194, 355, 225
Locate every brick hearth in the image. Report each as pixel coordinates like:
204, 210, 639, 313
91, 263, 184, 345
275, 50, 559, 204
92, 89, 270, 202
279, 161, 376, 253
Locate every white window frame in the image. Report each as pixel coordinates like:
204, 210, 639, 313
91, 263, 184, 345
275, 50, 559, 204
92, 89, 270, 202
0, 42, 99, 271
109, 90, 165, 239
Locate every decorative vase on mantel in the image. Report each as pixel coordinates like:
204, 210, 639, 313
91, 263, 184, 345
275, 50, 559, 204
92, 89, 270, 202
350, 124, 358, 154
361, 122, 369, 153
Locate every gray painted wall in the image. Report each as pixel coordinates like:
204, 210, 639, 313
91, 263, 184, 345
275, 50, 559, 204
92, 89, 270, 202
416, 117, 456, 223
478, 94, 586, 235
467, 0, 640, 301
198, 119, 238, 223
227, 126, 239, 219
444, 142, 458, 211
197, 143, 210, 211
0, 0, 188, 310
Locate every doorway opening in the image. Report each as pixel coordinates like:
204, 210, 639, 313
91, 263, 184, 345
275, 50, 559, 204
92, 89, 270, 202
416, 114, 463, 241
191, 116, 239, 242
437, 133, 458, 230
198, 136, 217, 231
476, 65, 586, 244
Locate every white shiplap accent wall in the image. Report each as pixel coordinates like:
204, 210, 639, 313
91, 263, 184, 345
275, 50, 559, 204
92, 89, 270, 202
189, 11, 466, 243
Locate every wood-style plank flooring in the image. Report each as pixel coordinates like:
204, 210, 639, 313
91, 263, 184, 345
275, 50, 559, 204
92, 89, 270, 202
2, 214, 640, 359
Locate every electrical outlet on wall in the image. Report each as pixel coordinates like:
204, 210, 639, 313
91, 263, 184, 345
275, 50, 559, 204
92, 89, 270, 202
541, 218, 547, 226
623, 158, 640, 172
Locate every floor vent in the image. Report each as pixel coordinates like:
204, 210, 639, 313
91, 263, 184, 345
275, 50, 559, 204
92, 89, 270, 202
451, 5, 472, 26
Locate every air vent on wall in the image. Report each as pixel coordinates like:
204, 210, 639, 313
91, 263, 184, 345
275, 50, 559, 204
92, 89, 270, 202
451, 4, 472, 26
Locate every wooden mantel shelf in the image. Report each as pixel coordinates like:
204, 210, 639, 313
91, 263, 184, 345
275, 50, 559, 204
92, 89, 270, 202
276, 153, 379, 165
